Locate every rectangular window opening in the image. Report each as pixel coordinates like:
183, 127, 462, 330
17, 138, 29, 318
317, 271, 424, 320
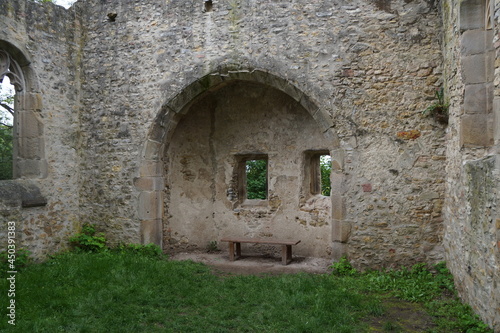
307, 151, 331, 197
245, 159, 268, 200
319, 154, 331, 196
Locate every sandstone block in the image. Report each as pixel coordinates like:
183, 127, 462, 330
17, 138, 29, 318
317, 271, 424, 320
459, 1, 486, 31
464, 83, 493, 114
461, 114, 494, 147
461, 54, 488, 84
17, 111, 43, 138
461, 30, 494, 56
138, 191, 162, 220
140, 219, 162, 247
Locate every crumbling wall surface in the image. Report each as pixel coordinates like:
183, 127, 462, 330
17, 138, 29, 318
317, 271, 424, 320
0, 0, 82, 258
77, 0, 445, 266
165, 81, 333, 257
442, 0, 500, 330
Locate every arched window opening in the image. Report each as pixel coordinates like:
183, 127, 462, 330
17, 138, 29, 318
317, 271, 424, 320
0, 48, 24, 180
0, 77, 14, 180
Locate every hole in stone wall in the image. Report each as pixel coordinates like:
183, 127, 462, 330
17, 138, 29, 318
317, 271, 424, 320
204, 0, 213, 12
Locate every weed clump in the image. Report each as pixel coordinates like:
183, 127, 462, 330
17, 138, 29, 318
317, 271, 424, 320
69, 223, 107, 253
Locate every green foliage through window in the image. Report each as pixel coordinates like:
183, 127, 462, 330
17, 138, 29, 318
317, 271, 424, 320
246, 159, 267, 199
320, 155, 331, 196
0, 81, 14, 180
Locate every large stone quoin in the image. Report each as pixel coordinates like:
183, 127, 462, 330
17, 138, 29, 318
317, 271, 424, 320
0, 0, 499, 330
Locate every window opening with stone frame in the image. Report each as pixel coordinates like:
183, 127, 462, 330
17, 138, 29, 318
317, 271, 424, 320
305, 150, 331, 197
234, 154, 268, 202
0, 50, 21, 180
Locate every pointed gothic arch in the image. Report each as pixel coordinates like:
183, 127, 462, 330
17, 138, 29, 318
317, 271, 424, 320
0, 41, 46, 179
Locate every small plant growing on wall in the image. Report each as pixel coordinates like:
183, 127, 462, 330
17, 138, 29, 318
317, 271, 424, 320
423, 87, 449, 125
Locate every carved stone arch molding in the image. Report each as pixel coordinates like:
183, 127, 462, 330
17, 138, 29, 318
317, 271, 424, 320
137, 69, 347, 259
0, 50, 25, 92
0, 41, 46, 179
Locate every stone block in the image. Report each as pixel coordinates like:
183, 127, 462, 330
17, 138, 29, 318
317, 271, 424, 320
461, 54, 489, 84
464, 83, 493, 114
461, 114, 494, 147
331, 241, 347, 261
330, 149, 345, 171
138, 191, 163, 220
18, 136, 44, 159
461, 30, 494, 56
142, 140, 162, 161
494, 97, 500, 143
331, 193, 345, 220
485, 51, 495, 82
167, 79, 208, 114
140, 219, 162, 247
17, 159, 43, 178
22, 93, 43, 111
459, 0, 485, 31
17, 111, 43, 138
138, 160, 163, 177
311, 108, 334, 133
134, 176, 164, 191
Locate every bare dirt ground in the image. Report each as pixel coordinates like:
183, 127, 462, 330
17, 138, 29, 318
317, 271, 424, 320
170, 250, 332, 275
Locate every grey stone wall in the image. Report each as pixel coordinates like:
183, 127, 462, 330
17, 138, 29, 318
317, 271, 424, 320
442, 0, 500, 330
0, 0, 82, 258
2, 0, 499, 328
0, 0, 446, 263
74, 0, 445, 267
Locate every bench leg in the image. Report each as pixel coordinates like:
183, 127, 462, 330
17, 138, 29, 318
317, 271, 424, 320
228, 242, 235, 261
282, 245, 293, 265
228, 242, 242, 261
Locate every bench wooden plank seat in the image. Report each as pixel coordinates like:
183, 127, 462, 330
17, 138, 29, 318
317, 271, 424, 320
220, 237, 301, 265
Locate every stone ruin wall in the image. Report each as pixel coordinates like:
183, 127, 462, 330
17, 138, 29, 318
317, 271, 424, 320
5, 0, 500, 329
75, 0, 445, 267
0, 0, 82, 258
0, 0, 446, 265
441, 0, 500, 329
0, 0, 447, 276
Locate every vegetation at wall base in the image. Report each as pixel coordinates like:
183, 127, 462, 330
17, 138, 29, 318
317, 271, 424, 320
0, 248, 491, 332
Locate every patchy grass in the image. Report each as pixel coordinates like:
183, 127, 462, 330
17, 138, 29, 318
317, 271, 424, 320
0, 252, 493, 332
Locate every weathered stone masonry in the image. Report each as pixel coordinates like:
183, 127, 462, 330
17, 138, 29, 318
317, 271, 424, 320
0, 0, 498, 330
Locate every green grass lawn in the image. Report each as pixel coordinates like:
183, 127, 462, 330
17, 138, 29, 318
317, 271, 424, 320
0, 251, 493, 333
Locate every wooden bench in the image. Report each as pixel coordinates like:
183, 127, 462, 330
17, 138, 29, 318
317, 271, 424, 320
220, 237, 301, 265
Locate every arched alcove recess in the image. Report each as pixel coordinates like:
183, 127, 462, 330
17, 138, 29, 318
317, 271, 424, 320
137, 69, 347, 258
0, 40, 46, 179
